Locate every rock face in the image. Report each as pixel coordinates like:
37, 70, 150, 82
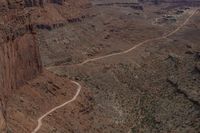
0, 34, 42, 91
0, 2, 41, 132
0, 0, 89, 131
0, 0, 43, 101
0, 28, 42, 133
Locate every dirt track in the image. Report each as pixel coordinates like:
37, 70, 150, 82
32, 8, 198, 133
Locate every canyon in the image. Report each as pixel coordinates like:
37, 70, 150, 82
0, 0, 199, 132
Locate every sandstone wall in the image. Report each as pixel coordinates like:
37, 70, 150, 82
0, 33, 42, 92
0, 7, 42, 132
0, 33, 42, 132
0, 0, 89, 131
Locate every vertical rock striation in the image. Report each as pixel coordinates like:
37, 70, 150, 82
0, 0, 88, 131
0, 33, 42, 132
0, 5, 42, 132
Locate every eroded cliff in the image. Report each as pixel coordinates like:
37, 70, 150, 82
0, 14, 42, 132
0, 0, 89, 131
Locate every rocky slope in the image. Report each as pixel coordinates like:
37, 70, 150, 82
0, 0, 89, 132
0, 0, 198, 132
6, 70, 86, 133
44, 3, 200, 132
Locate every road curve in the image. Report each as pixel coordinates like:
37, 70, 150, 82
77, 9, 198, 65
47, 8, 198, 69
31, 81, 81, 133
32, 8, 198, 133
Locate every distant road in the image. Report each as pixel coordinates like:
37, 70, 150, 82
32, 8, 198, 133
47, 8, 198, 68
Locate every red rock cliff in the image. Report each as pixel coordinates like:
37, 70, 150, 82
0, 33, 42, 132
0, 0, 88, 132
0, 9, 42, 132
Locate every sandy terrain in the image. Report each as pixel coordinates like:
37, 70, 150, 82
5, 1, 200, 133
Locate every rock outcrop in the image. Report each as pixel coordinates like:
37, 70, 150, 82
0, 25, 42, 133
0, 0, 89, 131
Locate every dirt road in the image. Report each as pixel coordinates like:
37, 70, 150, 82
31, 81, 81, 133
32, 8, 198, 133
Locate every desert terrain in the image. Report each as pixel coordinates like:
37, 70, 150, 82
0, 0, 200, 133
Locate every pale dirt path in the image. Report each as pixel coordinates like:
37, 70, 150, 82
31, 81, 81, 133
74, 9, 198, 66
31, 8, 198, 133
47, 9, 198, 69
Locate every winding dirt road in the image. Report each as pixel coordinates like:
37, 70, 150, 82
47, 9, 198, 68
32, 9, 198, 133
31, 81, 81, 133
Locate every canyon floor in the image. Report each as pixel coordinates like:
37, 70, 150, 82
6, 3, 200, 133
